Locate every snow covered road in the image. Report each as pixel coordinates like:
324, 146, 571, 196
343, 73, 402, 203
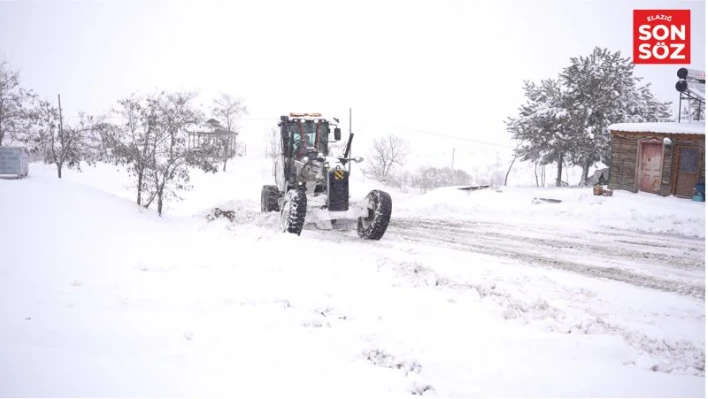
294, 214, 706, 379
0, 162, 704, 397
386, 218, 705, 299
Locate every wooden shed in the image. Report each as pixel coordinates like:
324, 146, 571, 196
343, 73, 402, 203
607, 122, 705, 198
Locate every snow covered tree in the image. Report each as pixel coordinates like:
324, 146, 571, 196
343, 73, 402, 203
0, 56, 36, 146
680, 99, 705, 122
559, 47, 672, 184
632, 83, 674, 123
211, 92, 247, 172
102, 91, 222, 215
507, 47, 673, 186
100, 94, 158, 205
264, 126, 279, 159
506, 78, 575, 186
143, 91, 221, 216
18, 99, 99, 178
400, 169, 414, 192
412, 166, 472, 192
368, 134, 409, 183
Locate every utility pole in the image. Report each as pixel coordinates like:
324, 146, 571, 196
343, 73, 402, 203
678, 94, 682, 122
57, 94, 64, 135
348, 107, 352, 173
451, 147, 455, 170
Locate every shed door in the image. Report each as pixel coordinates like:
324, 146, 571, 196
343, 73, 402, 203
639, 142, 663, 193
674, 146, 699, 198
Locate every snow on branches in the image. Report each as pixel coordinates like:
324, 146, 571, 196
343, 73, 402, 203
101, 91, 222, 216
506, 47, 672, 186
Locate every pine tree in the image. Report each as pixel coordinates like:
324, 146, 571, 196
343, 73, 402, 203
679, 99, 705, 122
682, 99, 706, 121
559, 47, 672, 183
506, 78, 575, 186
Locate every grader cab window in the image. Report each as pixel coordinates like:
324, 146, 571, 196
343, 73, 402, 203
289, 121, 329, 158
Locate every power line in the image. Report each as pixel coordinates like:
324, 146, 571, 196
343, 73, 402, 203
57, 112, 517, 150
60, 115, 279, 121
391, 126, 515, 149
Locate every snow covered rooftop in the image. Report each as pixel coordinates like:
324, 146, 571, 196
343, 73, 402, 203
609, 121, 705, 135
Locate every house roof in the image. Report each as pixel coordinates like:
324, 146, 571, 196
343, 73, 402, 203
608, 121, 705, 135
189, 121, 238, 135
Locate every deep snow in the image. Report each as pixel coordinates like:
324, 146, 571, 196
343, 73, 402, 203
0, 157, 704, 397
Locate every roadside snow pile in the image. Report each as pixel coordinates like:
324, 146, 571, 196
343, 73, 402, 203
397, 186, 705, 238
23, 157, 274, 217
0, 169, 409, 396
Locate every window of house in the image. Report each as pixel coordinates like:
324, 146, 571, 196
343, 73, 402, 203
679, 147, 698, 173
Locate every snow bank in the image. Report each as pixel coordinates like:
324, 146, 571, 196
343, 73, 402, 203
397, 186, 705, 238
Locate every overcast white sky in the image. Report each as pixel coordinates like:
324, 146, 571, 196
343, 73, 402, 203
0, 0, 705, 171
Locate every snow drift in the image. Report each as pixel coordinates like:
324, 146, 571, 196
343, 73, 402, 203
397, 185, 705, 238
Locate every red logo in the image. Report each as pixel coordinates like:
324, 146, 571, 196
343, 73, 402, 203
633, 9, 690, 64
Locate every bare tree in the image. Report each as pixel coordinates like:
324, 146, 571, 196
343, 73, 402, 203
19, 99, 98, 178
368, 134, 409, 183
0, 56, 36, 146
100, 94, 158, 205
212, 92, 247, 172
101, 91, 221, 215
264, 126, 279, 159
143, 91, 221, 216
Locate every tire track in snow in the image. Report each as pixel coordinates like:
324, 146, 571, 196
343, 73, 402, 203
392, 219, 704, 267
221, 209, 704, 300
386, 218, 705, 299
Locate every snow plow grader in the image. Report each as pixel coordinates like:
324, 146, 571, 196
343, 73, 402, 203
260, 113, 392, 240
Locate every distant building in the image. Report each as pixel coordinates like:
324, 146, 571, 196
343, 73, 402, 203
188, 118, 239, 156
0, 146, 30, 179
607, 122, 705, 198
